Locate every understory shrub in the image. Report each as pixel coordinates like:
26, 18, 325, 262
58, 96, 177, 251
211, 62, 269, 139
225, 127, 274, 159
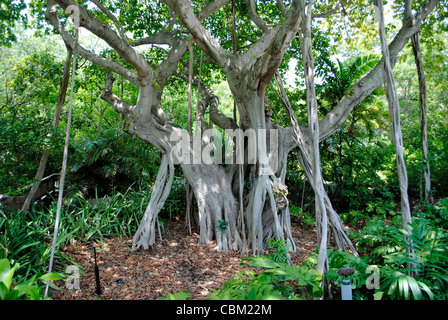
208, 256, 323, 300
0, 258, 62, 300
1, 186, 150, 284
0, 206, 73, 281
320, 217, 448, 300
37, 186, 151, 244
289, 205, 315, 230
415, 197, 448, 229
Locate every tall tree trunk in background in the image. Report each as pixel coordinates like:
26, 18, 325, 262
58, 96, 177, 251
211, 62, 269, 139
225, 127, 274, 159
374, 0, 412, 230
21, 45, 73, 212
411, 31, 433, 204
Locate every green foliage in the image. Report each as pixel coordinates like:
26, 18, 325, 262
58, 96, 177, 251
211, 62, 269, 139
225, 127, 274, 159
0, 0, 27, 46
0, 207, 72, 280
378, 218, 448, 300
340, 210, 371, 228
352, 217, 403, 262
318, 54, 381, 111
0, 258, 62, 300
324, 249, 374, 300
68, 127, 160, 197
414, 197, 448, 230
375, 268, 436, 300
324, 217, 448, 300
266, 238, 290, 264
323, 135, 395, 214
0, 48, 66, 195
209, 256, 323, 300
37, 187, 151, 243
217, 219, 229, 233
0, 114, 62, 195
435, 198, 448, 228
289, 205, 315, 230
158, 290, 191, 300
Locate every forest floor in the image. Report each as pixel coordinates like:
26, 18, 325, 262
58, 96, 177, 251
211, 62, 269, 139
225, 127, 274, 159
49, 216, 318, 300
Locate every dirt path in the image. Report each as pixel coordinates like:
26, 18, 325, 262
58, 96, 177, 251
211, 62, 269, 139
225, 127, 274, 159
50, 217, 317, 300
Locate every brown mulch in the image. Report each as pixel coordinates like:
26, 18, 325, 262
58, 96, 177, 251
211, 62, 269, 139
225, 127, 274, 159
49, 216, 317, 300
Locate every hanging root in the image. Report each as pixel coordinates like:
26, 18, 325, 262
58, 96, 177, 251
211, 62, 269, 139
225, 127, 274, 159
132, 154, 174, 250
245, 174, 295, 255
325, 195, 358, 255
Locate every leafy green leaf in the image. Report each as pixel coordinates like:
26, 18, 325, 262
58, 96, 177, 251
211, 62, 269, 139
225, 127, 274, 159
38, 272, 63, 281
0, 259, 18, 290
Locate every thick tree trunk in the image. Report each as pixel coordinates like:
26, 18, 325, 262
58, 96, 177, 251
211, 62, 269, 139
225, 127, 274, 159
411, 31, 433, 204
185, 164, 243, 251
231, 92, 296, 254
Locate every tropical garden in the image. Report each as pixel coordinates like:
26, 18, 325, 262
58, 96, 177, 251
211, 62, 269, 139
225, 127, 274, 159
1, 0, 448, 302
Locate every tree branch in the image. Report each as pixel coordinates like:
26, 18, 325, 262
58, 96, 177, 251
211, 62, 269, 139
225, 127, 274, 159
318, 0, 442, 141
174, 66, 239, 131
404, 0, 414, 21
244, 0, 270, 32
312, 8, 339, 19
133, 0, 227, 48
45, 3, 139, 86
100, 75, 135, 116
163, 0, 233, 68
53, 0, 152, 81
154, 37, 191, 88
131, 31, 180, 47
276, 0, 288, 17
89, 0, 127, 40
253, 0, 304, 93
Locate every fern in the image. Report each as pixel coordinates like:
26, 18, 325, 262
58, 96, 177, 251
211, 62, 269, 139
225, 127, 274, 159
208, 256, 323, 300
324, 217, 448, 300
377, 268, 435, 300
69, 126, 159, 195
379, 218, 448, 300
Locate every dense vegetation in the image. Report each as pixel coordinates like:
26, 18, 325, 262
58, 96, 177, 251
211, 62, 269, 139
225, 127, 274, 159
1, 0, 448, 300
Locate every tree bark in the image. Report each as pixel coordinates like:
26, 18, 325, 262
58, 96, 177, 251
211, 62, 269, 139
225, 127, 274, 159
299, 0, 328, 280
374, 0, 412, 230
274, 70, 357, 255
411, 31, 433, 204
185, 42, 195, 233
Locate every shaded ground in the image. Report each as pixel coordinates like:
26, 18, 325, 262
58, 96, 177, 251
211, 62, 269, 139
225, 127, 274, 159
50, 217, 317, 300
